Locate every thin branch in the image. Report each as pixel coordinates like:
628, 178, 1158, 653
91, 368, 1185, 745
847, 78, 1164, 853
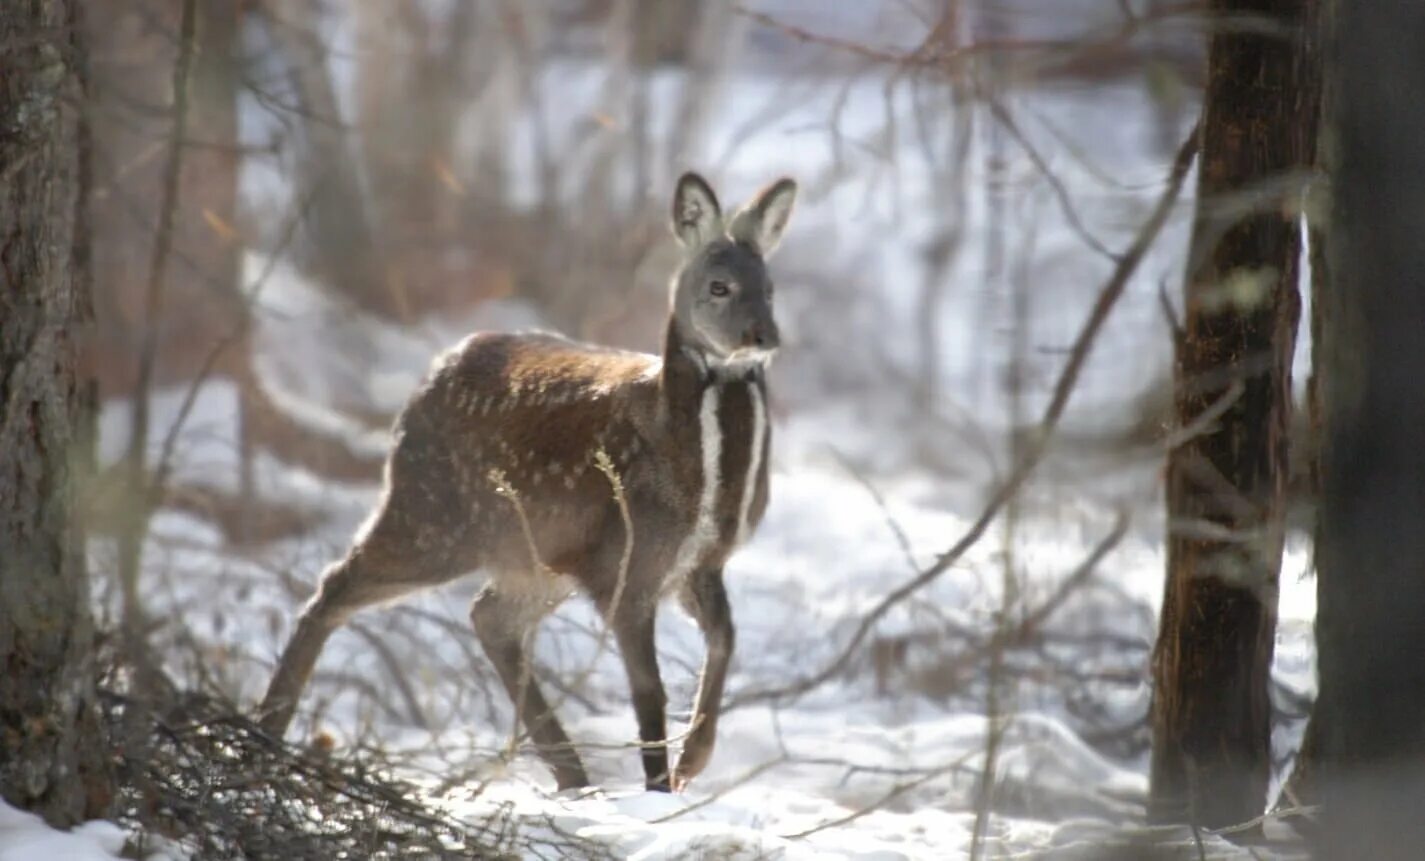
147, 184, 320, 505
1007, 512, 1131, 646
735, 1, 1208, 74
1161, 381, 1245, 451
647, 757, 789, 824
486, 449, 641, 764
348, 622, 430, 731
118, 0, 198, 634
981, 90, 1118, 262
829, 448, 919, 574
781, 752, 977, 841
1206, 804, 1320, 838
593, 448, 635, 630
730, 120, 1200, 709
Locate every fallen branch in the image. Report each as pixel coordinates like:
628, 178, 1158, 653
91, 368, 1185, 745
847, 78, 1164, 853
102, 688, 602, 859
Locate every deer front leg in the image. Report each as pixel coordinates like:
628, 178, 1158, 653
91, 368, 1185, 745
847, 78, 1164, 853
609, 601, 671, 792
672, 568, 735, 791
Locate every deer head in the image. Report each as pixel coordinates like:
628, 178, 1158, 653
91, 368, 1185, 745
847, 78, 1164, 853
669, 173, 798, 366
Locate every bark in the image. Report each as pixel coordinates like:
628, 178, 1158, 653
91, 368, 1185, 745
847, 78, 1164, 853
1311, 1, 1425, 856
1149, 0, 1322, 829
0, 0, 112, 826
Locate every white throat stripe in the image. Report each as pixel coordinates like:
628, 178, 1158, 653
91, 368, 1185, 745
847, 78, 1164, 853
670, 385, 722, 583
735, 384, 766, 546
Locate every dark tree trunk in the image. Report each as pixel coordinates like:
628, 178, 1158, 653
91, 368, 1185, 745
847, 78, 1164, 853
1149, 0, 1322, 829
1310, 2, 1425, 856
0, 0, 112, 826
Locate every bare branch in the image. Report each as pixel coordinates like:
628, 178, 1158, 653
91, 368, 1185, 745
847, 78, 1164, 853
981, 90, 1118, 262
118, 0, 198, 632
731, 120, 1200, 709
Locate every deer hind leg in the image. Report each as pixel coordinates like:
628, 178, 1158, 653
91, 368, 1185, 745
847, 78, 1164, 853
671, 568, 735, 791
259, 514, 465, 737
470, 585, 590, 791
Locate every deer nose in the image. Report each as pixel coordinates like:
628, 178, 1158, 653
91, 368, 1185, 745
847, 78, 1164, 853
742, 321, 780, 351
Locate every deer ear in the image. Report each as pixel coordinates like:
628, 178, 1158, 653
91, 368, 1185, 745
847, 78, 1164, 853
671, 172, 723, 249
728, 178, 797, 256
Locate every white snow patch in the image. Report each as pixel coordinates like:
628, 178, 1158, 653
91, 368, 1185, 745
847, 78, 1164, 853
0, 800, 127, 861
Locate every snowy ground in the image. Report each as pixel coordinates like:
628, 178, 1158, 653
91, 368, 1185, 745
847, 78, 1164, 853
0, 802, 129, 861
20, 15, 1323, 857
68, 339, 1318, 859
50, 416, 1319, 858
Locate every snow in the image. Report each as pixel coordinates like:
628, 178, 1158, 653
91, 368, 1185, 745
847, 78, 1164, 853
83, 433, 1310, 857
53, 8, 1323, 859
0, 800, 126, 861
80, 353, 1324, 858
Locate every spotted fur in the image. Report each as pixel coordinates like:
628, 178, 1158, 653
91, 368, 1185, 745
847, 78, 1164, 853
260, 172, 797, 794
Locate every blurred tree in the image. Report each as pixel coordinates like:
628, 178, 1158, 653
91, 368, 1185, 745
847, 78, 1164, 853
110, 0, 200, 635
0, 0, 113, 826
259, 0, 395, 320
629, 0, 700, 67
83, 0, 386, 537
1149, 0, 1322, 830
354, 1, 474, 278
85, 0, 244, 396
1308, 1, 1425, 856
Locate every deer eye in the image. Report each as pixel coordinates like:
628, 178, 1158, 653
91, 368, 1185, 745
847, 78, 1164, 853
709, 280, 730, 298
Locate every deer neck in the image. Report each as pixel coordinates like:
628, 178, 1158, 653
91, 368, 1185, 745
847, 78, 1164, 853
661, 319, 709, 419
658, 317, 770, 555
659, 318, 765, 414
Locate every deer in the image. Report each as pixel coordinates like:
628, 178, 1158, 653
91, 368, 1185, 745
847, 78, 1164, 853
257, 172, 798, 793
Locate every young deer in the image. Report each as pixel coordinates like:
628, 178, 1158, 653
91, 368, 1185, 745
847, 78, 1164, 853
258, 173, 797, 792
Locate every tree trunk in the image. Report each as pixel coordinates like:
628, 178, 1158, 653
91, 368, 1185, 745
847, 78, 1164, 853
1149, 0, 1322, 829
0, 0, 112, 826
1311, 2, 1425, 856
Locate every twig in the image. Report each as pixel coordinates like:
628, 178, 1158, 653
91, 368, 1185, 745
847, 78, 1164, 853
101, 687, 598, 859
735, 1, 1207, 74
348, 621, 430, 731
1158, 274, 1185, 342
487, 449, 643, 765
781, 752, 977, 841
981, 90, 1118, 262
593, 448, 635, 629
1161, 381, 1245, 451
647, 757, 789, 824
147, 182, 320, 505
1012, 512, 1130, 641
488, 469, 553, 577
1208, 804, 1321, 837
829, 448, 919, 574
